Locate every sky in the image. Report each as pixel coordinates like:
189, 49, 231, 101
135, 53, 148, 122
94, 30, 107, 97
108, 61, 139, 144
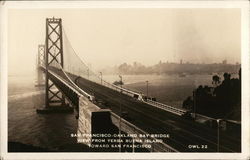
8, 8, 241, 76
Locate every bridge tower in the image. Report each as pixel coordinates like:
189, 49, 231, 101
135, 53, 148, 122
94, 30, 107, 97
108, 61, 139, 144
44, 17, 68, 110
35, 44, 45, 87
34, 17, 73, 113
36, 17, 73, 113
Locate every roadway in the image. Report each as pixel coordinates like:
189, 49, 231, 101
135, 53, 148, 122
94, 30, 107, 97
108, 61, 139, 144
50, 68, 241, 152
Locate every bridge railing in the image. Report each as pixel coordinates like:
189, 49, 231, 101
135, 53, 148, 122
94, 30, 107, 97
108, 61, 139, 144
102, 80, 136, 96
110, 112, 178, 152
81, 74, 188, 116
100, 79, 187, 116
145, 99, 187, 116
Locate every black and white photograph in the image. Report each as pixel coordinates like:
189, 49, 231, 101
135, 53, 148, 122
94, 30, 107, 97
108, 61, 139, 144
1, 1, 249, 160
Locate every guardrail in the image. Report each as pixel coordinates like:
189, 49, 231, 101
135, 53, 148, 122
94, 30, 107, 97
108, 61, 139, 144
110, 112, 178, 152
85, 74, 187, 116
145, 99, 187, 116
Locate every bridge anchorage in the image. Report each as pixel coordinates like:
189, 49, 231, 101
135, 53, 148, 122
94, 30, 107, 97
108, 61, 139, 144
36, 17, 73, 114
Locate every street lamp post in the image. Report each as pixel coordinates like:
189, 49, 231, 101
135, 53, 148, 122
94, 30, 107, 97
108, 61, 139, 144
118, 75, 123, 152
146, 81, 149, 98
217, 119, 221, 152
193, 89, 196, 120
87, 68, 89, 79
78, 68, 80, 76
119, 75, 123, 90
99, 72, 102, 85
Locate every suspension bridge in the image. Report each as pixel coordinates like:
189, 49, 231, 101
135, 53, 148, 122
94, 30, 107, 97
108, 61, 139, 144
35, 17, 241, 152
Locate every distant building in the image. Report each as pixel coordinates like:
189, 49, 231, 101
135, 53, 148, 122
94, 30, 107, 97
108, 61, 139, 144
133, 62, 137, 67
180, 59, 183, 64
222, 60, 227, 64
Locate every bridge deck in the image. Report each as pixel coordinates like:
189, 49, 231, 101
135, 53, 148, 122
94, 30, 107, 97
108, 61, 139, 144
49, 68, 241, 152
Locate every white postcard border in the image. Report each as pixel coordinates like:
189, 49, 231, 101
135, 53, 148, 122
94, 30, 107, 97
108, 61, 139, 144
1, 1, 249, 160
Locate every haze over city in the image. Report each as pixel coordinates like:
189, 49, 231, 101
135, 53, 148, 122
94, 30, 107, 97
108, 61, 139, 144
8, 8, 240, 75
